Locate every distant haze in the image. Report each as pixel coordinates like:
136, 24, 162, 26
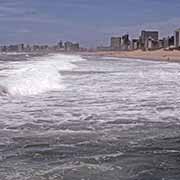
0, 0, 180, 47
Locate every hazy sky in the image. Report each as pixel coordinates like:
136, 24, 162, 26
0, 0, 180, 47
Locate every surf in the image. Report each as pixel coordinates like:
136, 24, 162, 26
0, 54, 85, 96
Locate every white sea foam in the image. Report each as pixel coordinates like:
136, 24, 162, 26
101, 56, 121, 60
0, 52, 28, 55
0, 54, 85, 96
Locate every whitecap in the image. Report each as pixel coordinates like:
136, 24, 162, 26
0, 53, 85, 96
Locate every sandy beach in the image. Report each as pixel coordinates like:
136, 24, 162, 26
94, 49, 180, 62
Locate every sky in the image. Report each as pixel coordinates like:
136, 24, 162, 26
0, 0, 180, 47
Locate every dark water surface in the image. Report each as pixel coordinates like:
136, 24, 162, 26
0, 53, 180, 180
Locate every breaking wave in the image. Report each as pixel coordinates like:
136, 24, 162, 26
0, 54, 85, 96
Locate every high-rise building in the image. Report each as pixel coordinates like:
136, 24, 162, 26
168, 36, 174, 47
175, 29, 180, 48
110, 37, 121, 50
140, 30, 159, 50
64, 41, 80, 51
158, 39, 164, 49
64, 41, 72, 51
18, 44, 24, 52
58, 41, 64, 49
162, 36, 174, 49
132, 39, 139, 50
121, 34, 130, 51
146, 37, 159, 50
72, 43, 79, 51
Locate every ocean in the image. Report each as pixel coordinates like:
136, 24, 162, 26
0, 53, 180, 180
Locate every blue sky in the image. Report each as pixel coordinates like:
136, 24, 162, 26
0, 0, 180, 47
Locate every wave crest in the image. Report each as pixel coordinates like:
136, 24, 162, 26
0, 54, 85, 96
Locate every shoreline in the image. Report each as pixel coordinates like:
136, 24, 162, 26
83, 49, 180, 63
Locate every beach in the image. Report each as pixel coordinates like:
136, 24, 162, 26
94, 49, 180, 62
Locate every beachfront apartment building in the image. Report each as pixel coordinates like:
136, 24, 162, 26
140, 30, 159, 50
175, 29, 180, 48
161, 36, 174, 49
121, 34, 130, 51
111, 37, 121, 50
131, 39, 139, 50
64, 41, 80, 52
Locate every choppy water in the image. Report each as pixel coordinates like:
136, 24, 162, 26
0, 53, 180, 180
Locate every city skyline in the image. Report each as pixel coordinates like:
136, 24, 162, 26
1, 28, 180, 52
0, 0, 180, 47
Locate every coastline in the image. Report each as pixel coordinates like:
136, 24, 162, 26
84, 49, 180, 63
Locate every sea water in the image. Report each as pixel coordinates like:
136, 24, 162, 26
0, 53, 180, 180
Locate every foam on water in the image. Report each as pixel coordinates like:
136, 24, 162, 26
0, 53, 85, 96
